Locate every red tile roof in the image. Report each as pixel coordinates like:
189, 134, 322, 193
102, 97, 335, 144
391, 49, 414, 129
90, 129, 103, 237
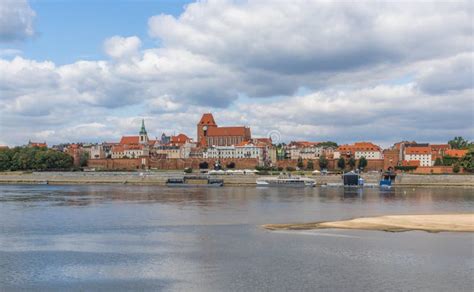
337, 142, 381, 152
29, 142, 47, 147
120, 136, 139, 145
207, 126, 250, 137
405, 146, 431, 155
112, 145, 124, 152
170, 133, 190, 145
444, 149, 468, 158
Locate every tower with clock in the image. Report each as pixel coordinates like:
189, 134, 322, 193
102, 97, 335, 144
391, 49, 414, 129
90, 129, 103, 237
197, 113, 217, 147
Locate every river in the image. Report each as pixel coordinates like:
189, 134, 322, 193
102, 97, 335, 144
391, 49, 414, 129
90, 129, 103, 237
0, 185, 473, 291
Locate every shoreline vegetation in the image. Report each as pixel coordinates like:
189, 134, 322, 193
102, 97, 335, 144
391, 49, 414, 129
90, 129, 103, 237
262, 214, 474, 233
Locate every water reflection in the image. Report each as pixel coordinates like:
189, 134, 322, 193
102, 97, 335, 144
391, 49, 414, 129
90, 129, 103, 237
0, 185, 472, 291
0, 185, 472, 208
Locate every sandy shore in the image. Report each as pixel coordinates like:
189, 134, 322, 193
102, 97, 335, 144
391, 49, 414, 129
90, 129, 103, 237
263, 214, 474, 233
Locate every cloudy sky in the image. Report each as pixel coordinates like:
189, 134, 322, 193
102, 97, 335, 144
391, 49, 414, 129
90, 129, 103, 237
0, 0, 472, 147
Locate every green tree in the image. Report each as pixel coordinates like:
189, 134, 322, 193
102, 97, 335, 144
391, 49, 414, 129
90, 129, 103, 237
434, 157, 442, 166
307, 159, 314, 170
442, 155, 460, 166
448, 136, 469, 149
319, 155, 328, 170
0, 149, 12, 171
337, 157, 345, 170
297, 157, 304, 169
0, 147, 73, 171
358, 156, 368, 170
460, 149, 474, 172
318, 141, 338, 148
348, 157, 356, 169
80, 152, 89, 167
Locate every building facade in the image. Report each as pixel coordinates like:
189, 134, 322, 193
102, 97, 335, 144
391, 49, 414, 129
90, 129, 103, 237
197, 113, 251, 147
334, 142, 382, 160
404, 146, 432, 166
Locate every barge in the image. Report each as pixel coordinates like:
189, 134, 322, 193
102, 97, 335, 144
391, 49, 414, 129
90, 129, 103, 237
166, 175, 224, 187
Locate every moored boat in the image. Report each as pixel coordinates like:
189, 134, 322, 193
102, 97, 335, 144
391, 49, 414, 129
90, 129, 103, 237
256, 175, 316, 187
379, 171, 396, 188
166, 175, 224, 187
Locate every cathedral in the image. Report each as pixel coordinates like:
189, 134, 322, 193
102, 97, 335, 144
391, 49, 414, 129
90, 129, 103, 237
197, 113, 251, 147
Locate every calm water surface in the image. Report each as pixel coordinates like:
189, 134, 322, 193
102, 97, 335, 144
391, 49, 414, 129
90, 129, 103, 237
0, 185, 473, 291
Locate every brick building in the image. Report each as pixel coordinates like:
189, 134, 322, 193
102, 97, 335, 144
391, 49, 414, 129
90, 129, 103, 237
197, 113, 251, 147
334, 142, 382, 160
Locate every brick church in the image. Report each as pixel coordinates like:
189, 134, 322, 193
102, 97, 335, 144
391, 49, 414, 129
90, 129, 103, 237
197, 113, 251, 147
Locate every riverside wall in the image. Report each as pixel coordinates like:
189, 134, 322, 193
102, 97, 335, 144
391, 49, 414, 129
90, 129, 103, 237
0, 171, 473, 187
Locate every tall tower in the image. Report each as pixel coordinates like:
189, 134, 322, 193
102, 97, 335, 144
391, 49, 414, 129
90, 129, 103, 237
139, 119, 149, 144
197, 113, 217, 147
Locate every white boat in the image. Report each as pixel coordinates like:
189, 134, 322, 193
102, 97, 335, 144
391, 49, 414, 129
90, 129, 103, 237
256, 175, 316, 187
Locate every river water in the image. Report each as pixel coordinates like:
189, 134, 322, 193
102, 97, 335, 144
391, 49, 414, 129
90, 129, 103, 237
0, 184, 473, 291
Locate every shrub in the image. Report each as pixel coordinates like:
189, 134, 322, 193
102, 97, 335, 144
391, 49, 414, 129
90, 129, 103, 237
395, 165, 417, 172
297, 157, 304, 169
184, 167, 193, 173
256, 170, 269, 175
453, 164, 460, 173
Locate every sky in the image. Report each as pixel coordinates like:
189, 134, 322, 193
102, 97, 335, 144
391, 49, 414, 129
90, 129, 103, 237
0, 0, 473, 147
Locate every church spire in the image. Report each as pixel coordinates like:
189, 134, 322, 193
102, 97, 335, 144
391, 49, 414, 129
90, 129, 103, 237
139, 119, 147, 135
139, 119, 149, 144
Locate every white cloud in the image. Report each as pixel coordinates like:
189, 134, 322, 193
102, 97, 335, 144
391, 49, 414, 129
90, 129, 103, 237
0, 0, 473, 146
0, 0, 35, 41
103, 36, 142, 59
416, 53, 474, 94
0, 48, 22, 57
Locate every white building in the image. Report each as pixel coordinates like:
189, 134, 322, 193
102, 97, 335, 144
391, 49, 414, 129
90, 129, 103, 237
354, 150, 382, 160
404, 146, 432, 166
89, 145, 104, 159
203, 142, 265, 165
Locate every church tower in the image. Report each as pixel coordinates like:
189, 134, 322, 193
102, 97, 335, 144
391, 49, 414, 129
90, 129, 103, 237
197, 113, 217, 147
139, 119, 149, 144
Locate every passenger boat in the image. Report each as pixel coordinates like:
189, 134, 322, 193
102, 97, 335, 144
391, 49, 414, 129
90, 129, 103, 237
166, 175, 224, 187
256, 175, 316, 187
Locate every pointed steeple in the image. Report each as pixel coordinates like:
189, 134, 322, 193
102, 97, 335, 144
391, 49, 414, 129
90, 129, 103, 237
139, 119, 147, 135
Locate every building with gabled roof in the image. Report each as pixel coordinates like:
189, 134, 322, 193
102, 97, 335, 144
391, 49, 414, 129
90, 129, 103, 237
197, 113, 251, 147
444, 149, 468, 158
334, 142, 382, 160
404, 146, 432, 166
28, 141, 47, 148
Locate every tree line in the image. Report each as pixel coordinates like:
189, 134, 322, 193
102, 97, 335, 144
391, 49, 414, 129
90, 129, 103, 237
0, 146, 73, 171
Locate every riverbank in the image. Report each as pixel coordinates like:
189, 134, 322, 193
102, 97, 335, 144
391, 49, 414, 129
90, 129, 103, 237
0, 171, 473, 187
263, 214, 474, 233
